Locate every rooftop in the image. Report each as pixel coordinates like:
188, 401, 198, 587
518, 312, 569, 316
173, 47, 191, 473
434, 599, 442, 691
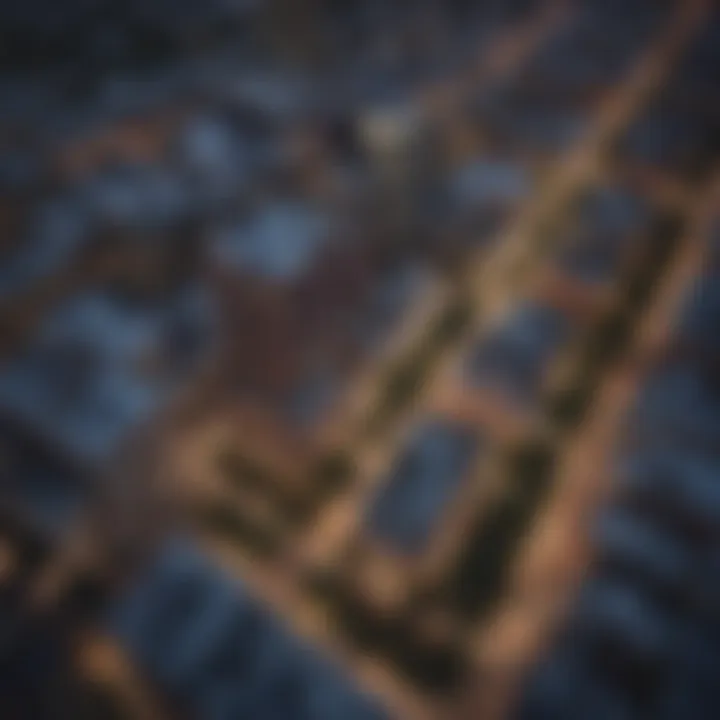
173, 114, 250, 206
0, 283, 215, 463
449, 158, 531, 210
465, 302, 573, 405
83, 162, 195, 231
109, 537, 387, 719
627, 365, 720, 453
211, 201, 333, 281
365, 419, 480, 554
0, 193, 92, 298
592, 508, 689, 591
0, 423, 86, 537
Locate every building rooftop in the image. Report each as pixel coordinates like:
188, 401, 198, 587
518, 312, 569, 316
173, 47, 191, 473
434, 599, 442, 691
592, 508, 689, 592
676, 273, 720, 354
517, 644, 635, 720
449, 158, 531, 210
172, 113, 250, 207
619, 450, 720, 528
621, 100, 718, 179
0, 283, 215, 463
0, 193, 92, 298
627, 365, 720, 453
557, 234, 626, 284
465, 302, 573, 405
211, 201, 333, 282
83, 162, 195, 232
109, 537, 387, 720
572, 576, 672, 662
555, 184, 651, 285
577, 185, 650, 236
0, 423, 86, 537
365, 419, 480, 554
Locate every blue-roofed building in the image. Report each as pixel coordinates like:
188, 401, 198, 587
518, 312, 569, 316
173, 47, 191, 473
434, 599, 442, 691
0, 193, 93, 299
83, 162, 195, 233
0, 419, 86, 539
173, 113, 250, 211
578, 186, 650, 237
93, 73, 181, 119
592, 508, 689, 596
465, 303, 574, 408
557, 233, 626, 285
621, 101, 718, 179
472, 82, 588, 155
571, 576, 674, 669
222, 72, 310, 122
555, 185, 651, 286
353, 263, 433, 351
433, 157, 532, 258
365, 420, 480, 554
516, 644, 635, 720
655, 624, 720, 720
209, 198, 376, 403
668, 11, 720, 105
0, 282, 217, 466
109, 537, 387, 720
617, 450, 720, 535
516, 176, 720, 720
449, 158, 531, 210
212, 202, 332, 283
626, 365, 720, 455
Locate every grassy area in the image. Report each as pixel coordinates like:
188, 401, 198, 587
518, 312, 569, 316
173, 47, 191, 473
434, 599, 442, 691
366, 296, 473, 436
216, 445, 357, 530
271, 450, 358, 527
330, 584, 467, 694
549, 211, 682, 429
311, 451, 355, 495
199, 501, 282, 558
216, 448, 276, 494
216, 446, 309, 522
77, 682, 133, 720
300, 450, 356, 516
444, 440, 555, 620
305, 565, 467, 693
